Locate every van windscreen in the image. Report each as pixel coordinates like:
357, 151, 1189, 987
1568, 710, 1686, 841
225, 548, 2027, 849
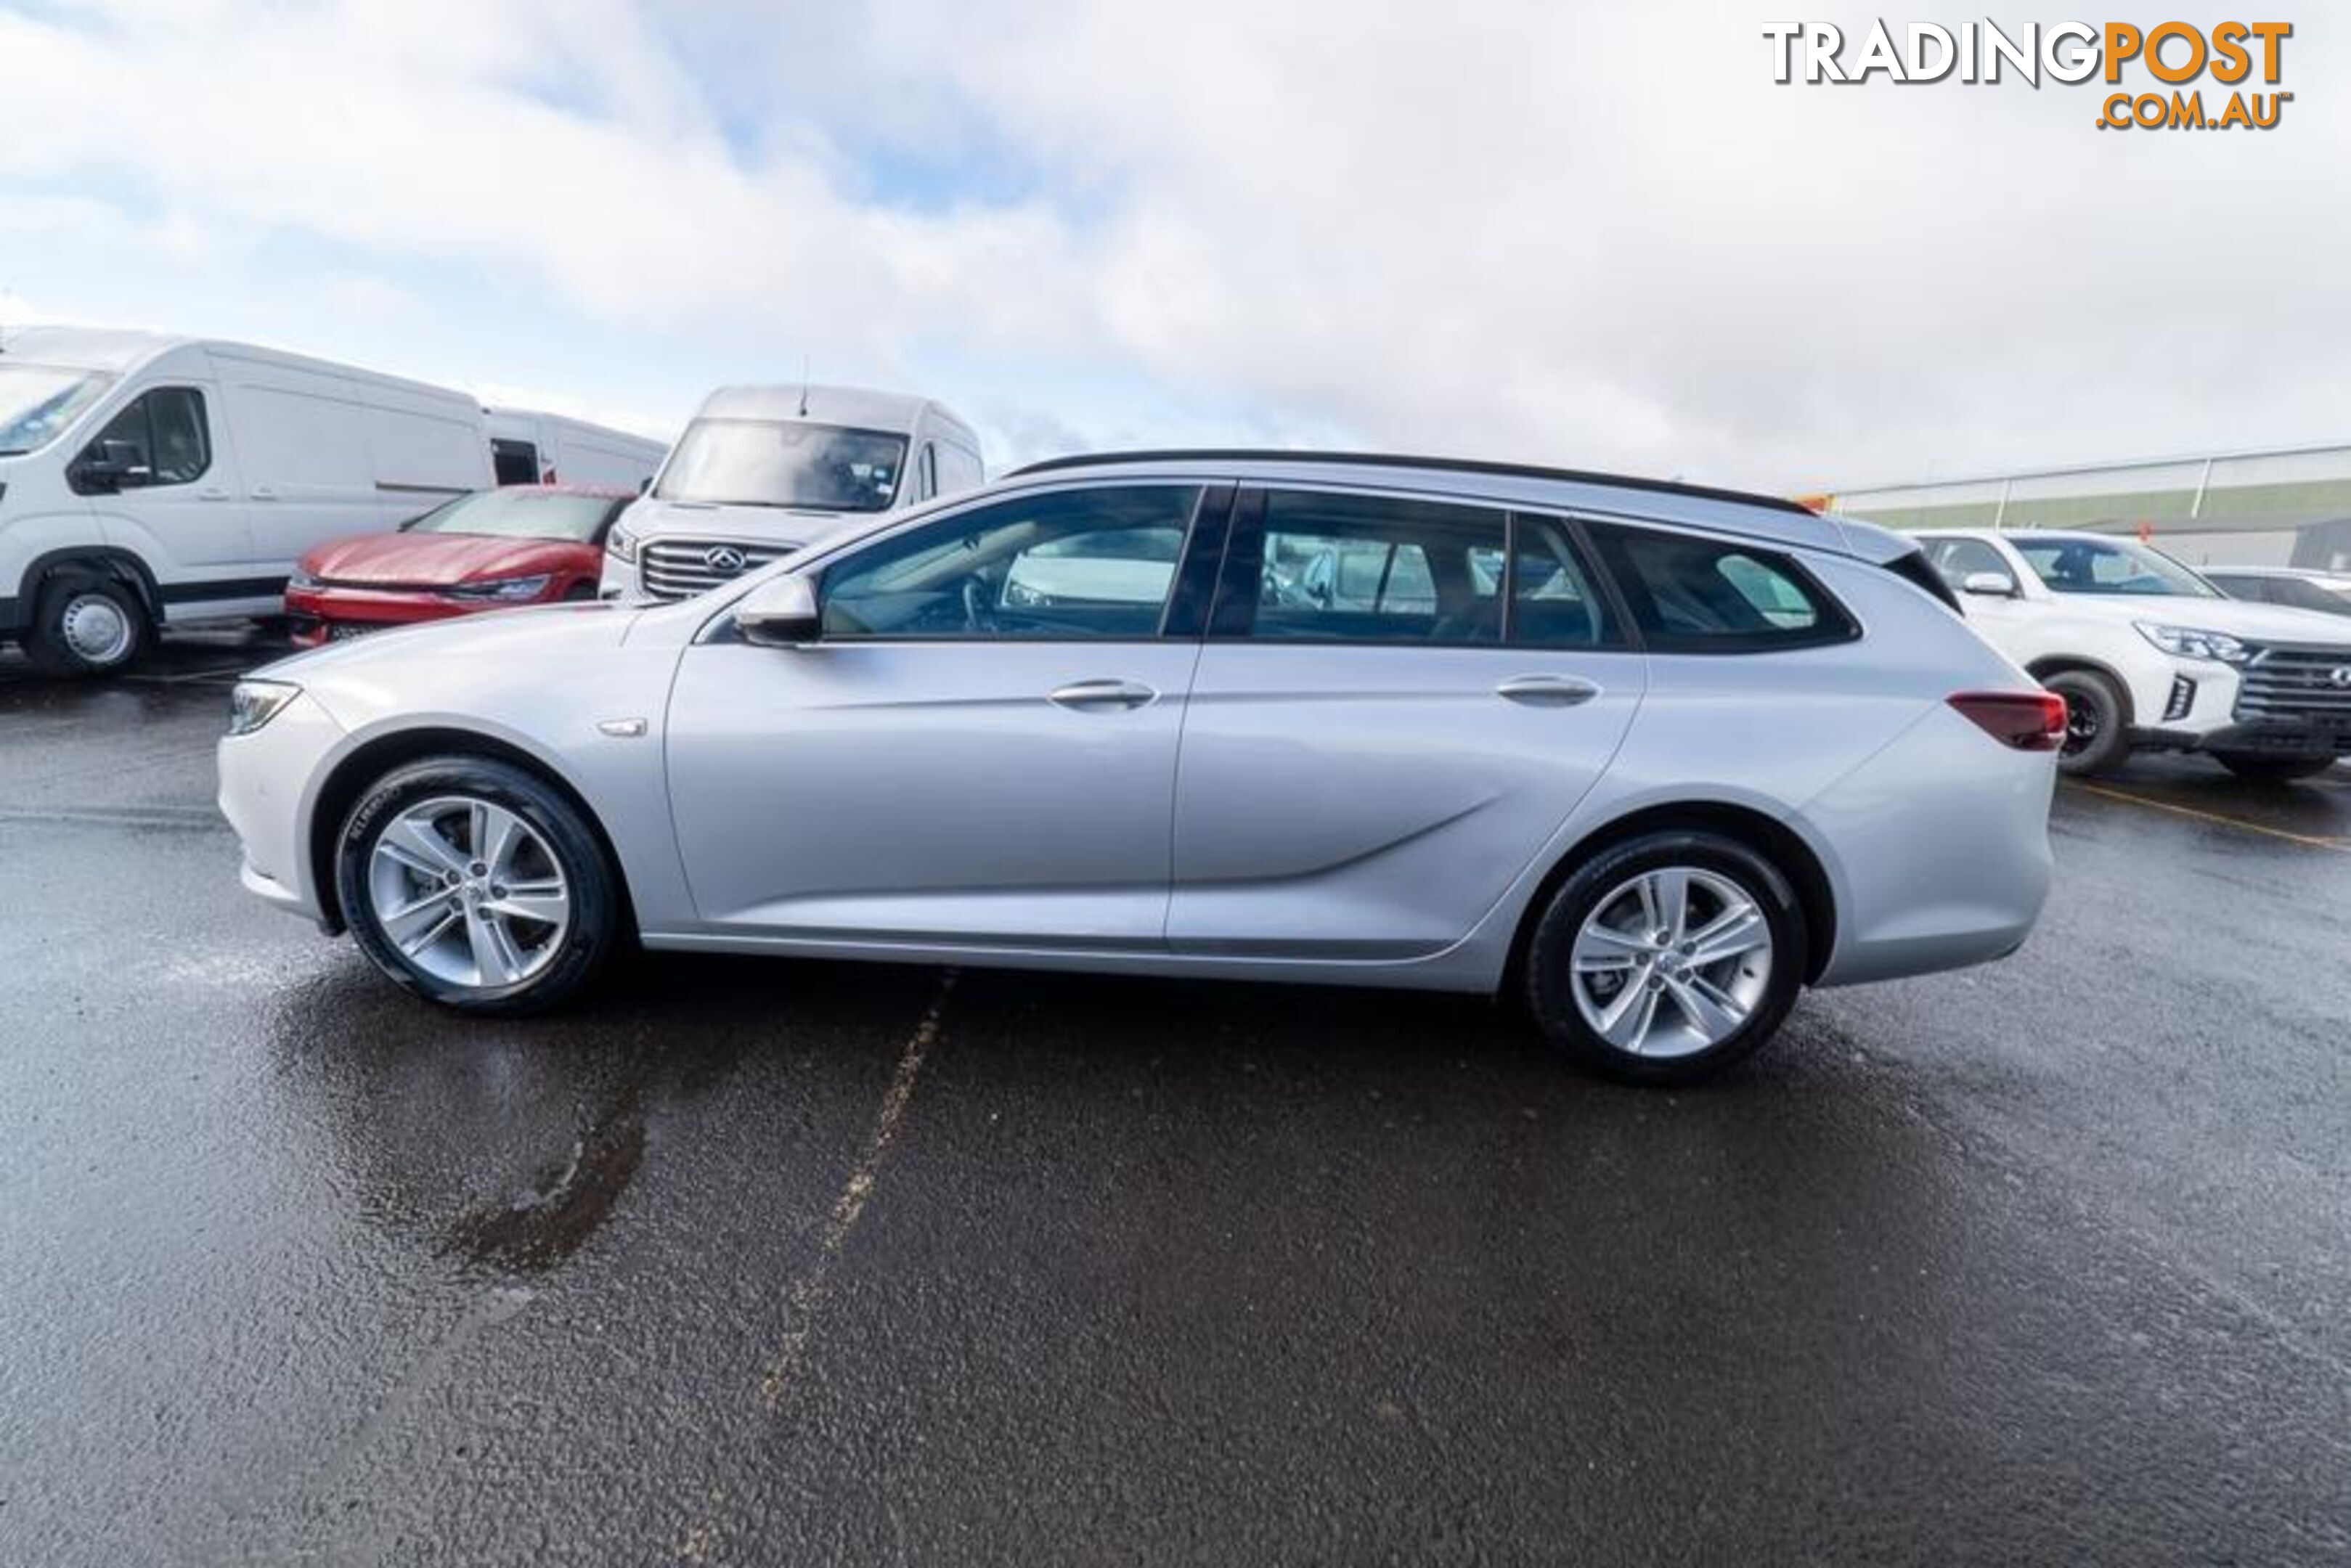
654, 420, 907, 513
0, 364, 118, 456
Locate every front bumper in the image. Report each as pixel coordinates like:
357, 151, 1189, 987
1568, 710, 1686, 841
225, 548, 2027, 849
217, 689, 349, 928
598, 553, 645, 601
2131, 719, 2351, 758
284, 584, 558, 647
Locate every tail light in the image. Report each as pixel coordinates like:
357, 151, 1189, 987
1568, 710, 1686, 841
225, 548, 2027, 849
1948, 691, 2068, 752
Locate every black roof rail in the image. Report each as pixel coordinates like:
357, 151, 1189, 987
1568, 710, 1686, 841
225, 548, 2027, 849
1001, 448, 1817, 518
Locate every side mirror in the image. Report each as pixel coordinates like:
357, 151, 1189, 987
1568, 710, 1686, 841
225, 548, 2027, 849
638, 475, 652, 495
736, 575, 821, 647
1961, 570, 2018, 598
73, 439, 152, 494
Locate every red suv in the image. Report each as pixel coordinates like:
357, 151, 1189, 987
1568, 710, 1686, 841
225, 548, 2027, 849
285, 486, 633, 647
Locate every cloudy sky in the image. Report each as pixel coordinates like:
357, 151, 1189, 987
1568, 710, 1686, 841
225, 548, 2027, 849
1, 1, 2342, 492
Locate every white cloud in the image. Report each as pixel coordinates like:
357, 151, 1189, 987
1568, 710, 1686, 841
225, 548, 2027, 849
0, 1, 2343, 487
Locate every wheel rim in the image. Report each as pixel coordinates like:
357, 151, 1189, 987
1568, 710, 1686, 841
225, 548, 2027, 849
1568, 867, 1775, 1059
59, 593, 134, 664
2061, 690, 2100, 755
366, 796, 571, 991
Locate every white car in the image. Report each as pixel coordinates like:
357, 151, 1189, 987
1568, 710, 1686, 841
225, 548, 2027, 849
1918, 528, 2351, 780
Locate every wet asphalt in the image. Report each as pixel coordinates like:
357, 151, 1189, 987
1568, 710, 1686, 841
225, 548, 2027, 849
1, 632, 2347, 1566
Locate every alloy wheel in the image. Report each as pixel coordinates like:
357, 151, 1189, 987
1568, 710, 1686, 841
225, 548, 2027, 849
1568, 867, 1775, 1058
365, 796, 571, 991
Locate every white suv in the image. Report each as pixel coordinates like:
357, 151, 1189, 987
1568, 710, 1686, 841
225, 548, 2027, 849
1918, 528, 2351, 780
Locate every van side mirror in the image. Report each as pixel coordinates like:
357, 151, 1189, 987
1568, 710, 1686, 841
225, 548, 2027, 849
638, 475, 651, 495
73, 439, 154, 494
736, 576, 822, 646
1961, 570, 2018, 598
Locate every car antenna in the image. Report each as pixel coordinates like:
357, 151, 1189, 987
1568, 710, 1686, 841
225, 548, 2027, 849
796, 357, 810, 417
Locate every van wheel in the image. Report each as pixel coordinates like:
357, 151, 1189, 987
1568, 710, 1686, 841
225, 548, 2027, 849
1523, 830, 1806, 1087
2041, 669, 2130, 777
336, 756, 619, 1014
25, 571, 150, 677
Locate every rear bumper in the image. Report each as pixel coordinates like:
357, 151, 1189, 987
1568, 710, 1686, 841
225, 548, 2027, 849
1805, 704, 2058, 987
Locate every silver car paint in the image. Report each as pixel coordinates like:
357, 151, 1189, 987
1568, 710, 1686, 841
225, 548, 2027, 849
221, 457, 2055, 997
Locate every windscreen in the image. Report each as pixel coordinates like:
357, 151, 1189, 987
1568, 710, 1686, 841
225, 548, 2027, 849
0, 364, 117, 456
2013, 537, 2219, 599
654, 419, 906, 512
403, 489, 620, 542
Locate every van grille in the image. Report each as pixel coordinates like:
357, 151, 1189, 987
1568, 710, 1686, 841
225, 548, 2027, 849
2233, 645, 2351, 722
640, 539, 788, 600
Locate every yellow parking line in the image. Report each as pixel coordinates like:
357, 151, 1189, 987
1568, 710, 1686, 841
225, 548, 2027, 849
2070, 782, 2351, 854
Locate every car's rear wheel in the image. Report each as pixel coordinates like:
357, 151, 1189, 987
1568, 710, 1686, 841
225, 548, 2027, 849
2041, 669, 2130, 777
25, 571, 150, 677
2212, 752, 2339, 783
1524, 830, 1807, 1086
336, 756, 619, 1013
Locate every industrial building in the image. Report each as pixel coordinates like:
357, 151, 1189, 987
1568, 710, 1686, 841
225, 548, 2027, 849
1822, 440, 2351, 570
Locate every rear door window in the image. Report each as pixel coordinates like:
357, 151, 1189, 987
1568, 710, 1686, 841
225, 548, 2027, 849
1589, 524, 1857, 652
1237, 490, 1506, 644
1508, 515, 1619, 648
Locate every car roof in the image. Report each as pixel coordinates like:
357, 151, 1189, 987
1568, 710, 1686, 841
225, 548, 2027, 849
994, 449, 1894, 558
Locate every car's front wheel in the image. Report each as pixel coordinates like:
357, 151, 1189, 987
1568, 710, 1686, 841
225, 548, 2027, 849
1524, 830, 1807, 1086
335, 756, 620, 1013
2040, 669, 2131, 777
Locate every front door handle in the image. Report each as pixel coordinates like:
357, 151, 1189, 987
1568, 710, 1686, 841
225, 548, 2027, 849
250, 486, 278, 501
197, 486, 232, 502
1496, 674, 1601, 708
1048, 679, 1158, 711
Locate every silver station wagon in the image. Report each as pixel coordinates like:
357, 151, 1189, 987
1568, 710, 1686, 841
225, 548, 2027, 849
219, 452, 2063, 1084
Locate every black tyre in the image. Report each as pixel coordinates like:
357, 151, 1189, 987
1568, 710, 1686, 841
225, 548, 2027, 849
336, 756, 621, 1014
24, 570, 150, 677
2041, 669, 2131, 777
1523, 830, 1808, 1087
2212, 753, 2339, 783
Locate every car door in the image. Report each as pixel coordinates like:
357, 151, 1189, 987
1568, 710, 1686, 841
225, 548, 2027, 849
1168, 488, 1645, 959
663, 481, 1226, 946
73, 383, 261, 609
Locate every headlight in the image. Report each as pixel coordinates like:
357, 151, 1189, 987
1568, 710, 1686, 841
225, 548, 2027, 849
227, 679, 299, 736
446, 574, 554, 602
607, 526, 640, 563
2135, 622, 2254, 664
287, 566, 321, 590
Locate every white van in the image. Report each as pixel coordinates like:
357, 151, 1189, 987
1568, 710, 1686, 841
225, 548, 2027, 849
0, 327, 493, 674
484, 407, 667, 491
600, 383, 982, 600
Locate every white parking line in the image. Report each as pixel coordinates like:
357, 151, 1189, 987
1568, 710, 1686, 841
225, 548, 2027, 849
675, 969, 956, 1562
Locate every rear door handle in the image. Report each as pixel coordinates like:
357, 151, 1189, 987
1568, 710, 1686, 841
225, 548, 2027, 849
1496, 674, 1601, 707
1048, 679, 1158, 711
250, 486, 278, 501
197, 486, 232, 502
